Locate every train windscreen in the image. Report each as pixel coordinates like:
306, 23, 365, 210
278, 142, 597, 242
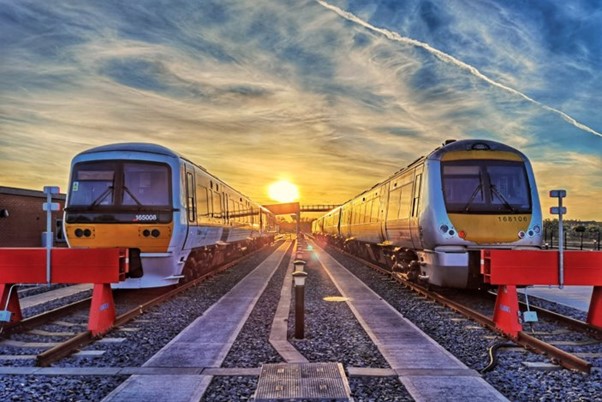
66, 161, 172, 223
442, 160, 531, 214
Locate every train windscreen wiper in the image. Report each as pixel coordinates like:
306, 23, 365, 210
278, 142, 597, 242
462, 171, 483, 212
490, 185, 517, 213
463, 183, 482, 212
89, 186, 114, 208
123, 185, 143, 207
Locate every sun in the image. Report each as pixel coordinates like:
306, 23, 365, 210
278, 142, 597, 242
267, 180, 299, 203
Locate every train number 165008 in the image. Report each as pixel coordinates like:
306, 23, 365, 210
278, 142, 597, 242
135, 214, 158, 221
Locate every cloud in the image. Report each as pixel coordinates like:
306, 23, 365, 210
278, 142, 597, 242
0, 0, 600, 219
316, 0, 602, 138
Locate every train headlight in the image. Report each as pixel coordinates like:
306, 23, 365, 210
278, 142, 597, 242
151, 229, 160, 238
518, 231, 525, 239
533, 225, 541, 234
439, 224, 449, 233
75, 228, 83, 238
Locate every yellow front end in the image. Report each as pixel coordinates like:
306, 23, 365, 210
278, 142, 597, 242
65, 223, 173, 252
447, 214, 531, 244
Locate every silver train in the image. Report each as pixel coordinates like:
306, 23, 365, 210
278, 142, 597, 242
64, 143, 277, 288
312, 139, 543, 288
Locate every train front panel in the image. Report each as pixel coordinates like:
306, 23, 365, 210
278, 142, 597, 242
64, 145, 188, 288
416, 140, 543, 287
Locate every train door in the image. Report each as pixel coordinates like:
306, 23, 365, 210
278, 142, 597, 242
376, 184, 387, 242
410, 168, 423, 248
382, 181, 393, 240
183, 167, 196, 249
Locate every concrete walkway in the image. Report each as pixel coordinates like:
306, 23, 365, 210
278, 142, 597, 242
311, 241, 508, 402
102, 241, 290, 402
268, 240, 309, 364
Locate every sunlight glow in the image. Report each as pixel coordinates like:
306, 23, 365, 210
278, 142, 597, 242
267, 180, 299, 203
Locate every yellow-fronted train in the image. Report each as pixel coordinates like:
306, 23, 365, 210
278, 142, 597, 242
312, 139, 543, 289
64, 143, 277, 288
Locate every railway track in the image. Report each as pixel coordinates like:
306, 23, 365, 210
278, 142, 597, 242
0, 244, 277, 367
321, 243, 601, 373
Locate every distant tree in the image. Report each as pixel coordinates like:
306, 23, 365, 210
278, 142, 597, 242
590, 225, 601, 250
574, 225, 586, 250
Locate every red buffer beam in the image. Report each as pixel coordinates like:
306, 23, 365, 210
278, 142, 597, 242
0, 248, 128, 335
481, 249, 602, 336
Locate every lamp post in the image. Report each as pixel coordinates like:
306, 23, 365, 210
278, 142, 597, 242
292, 271, 308, 339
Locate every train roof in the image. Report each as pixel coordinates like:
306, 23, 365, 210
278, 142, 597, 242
427, 139, 527, 160
73, 143, 272, 215
329, 138, 529, 211
75, 143, 181, 159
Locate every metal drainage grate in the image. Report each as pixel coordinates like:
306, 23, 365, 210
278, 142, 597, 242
253, 362, 352, 401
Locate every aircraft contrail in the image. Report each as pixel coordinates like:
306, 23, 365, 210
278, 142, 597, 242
316, 0, 602, 138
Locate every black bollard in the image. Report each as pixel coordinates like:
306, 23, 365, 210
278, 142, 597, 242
292, 271, 308, 339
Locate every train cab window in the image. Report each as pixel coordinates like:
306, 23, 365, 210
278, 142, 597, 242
487, 165, 530, 209
442, 161, 531, 213
123, 163, 170, 206
69, 163, 115, 206
442, 165, 483, 207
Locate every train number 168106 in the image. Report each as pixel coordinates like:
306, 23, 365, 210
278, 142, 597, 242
497, 216, 528, 222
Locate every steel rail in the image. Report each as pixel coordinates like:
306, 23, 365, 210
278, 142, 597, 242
322, 243, 593, 373
515, 299, 602, 340
1, 297, 92, 337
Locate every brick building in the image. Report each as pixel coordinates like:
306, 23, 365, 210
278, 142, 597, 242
0, 186, 66, 247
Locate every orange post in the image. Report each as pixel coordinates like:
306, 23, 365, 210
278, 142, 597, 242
587, 287, 602, 328
491, 285, 522, 338
88, 283, 116, 336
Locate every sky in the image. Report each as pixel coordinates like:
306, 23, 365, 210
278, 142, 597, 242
1, 0, 601, 220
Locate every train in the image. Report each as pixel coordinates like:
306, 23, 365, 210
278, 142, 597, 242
312, 139, 543, 289
63, 143, 277, 288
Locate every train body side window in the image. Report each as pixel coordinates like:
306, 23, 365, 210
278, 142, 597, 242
387, 188, 402, 220
196, 185, 209, 220
212, 191, 221, 219
399, 183, 413, 218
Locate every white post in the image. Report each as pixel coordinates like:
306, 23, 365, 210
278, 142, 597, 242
549, 190, 567, 289
43, 186, 61, 284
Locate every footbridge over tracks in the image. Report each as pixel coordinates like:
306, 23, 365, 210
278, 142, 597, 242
262, 203, 339, 215
300, 204, 340, 212
263, 203, 339, 235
